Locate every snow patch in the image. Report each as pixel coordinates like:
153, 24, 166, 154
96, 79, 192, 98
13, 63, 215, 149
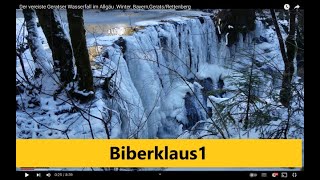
196, 63, 229, 82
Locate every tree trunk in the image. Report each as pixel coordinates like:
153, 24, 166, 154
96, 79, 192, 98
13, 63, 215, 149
244, 54, 255, 130
281, 10, 296, 107
67, 9, 94, 101
36, 10, 75, 84
270, 10, 287, 63
296, 10, 304, 80
22, 9, 51, 80
270, 9, 296, 107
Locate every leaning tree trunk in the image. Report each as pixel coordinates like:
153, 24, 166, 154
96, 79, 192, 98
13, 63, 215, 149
36, 9, 75, 84
270, 9, 296, 108
281, 10, 297, 107
67, 9, 94, 102
296, 10, 304, 80
270, 10, 288, 64
22, 9, 51, 80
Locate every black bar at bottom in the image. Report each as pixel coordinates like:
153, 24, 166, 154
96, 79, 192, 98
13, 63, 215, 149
16, 171, 303, 179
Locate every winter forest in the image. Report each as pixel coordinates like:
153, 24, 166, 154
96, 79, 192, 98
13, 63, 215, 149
16, 9, 304, 141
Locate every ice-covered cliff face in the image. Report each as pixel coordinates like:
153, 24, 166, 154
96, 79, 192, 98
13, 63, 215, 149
98, 15, 268, 139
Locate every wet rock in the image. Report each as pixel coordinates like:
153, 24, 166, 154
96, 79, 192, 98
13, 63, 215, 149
184, 92, 200, 129
114, 37, 126, 54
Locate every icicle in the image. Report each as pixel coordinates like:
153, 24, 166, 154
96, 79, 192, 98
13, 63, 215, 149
217, 26, 221, 34
217, 18, 222, 34
225, 33, 229, 45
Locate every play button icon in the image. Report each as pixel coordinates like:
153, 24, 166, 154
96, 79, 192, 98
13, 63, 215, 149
25, 173, 29, 177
